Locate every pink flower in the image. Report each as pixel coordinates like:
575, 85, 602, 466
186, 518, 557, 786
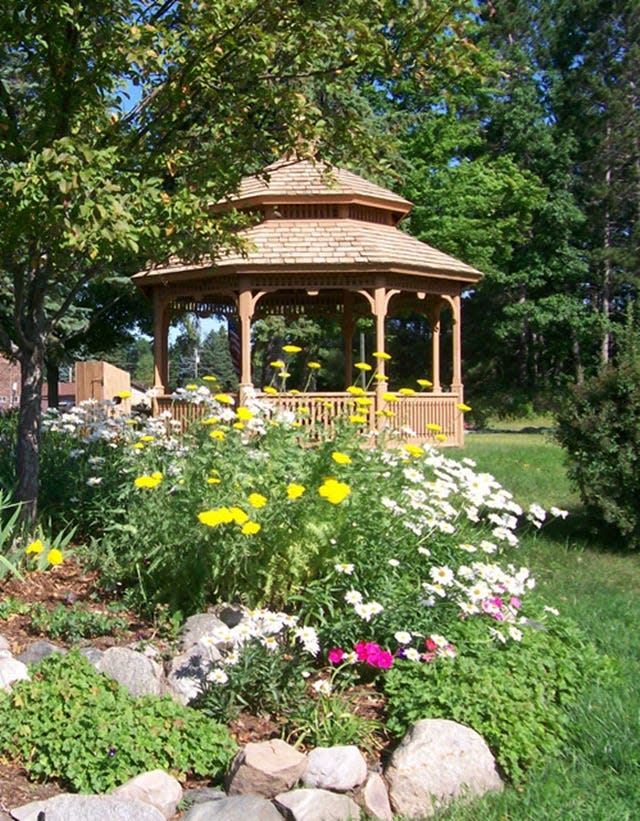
509, 596, 522, 609
327, 647, 345, 665
354, 641, 394, 669
425, 637, 438, 652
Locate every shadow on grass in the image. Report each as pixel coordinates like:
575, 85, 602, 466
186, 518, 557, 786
535, 504, 636, 557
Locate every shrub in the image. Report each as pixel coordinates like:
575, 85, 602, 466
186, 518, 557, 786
0, 651, 236, 793
555, 355, 640, 548
383, 616, 598, 783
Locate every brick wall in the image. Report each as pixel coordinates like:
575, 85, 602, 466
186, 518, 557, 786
0, 356, 19, 411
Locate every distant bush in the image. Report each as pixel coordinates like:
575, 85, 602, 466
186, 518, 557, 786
555, 353, 640, 548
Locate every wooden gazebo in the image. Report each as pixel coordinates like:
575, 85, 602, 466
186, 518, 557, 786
133, 158, 482, 445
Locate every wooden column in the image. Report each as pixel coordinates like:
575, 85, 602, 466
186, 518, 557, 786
427, 301, 442, 393
451, 294, 463, 398
373, 285, 388, 420
152, 288, 170, 396
238, 287, 254, 394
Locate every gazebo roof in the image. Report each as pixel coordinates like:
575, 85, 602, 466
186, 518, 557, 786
134, 158, 482, 287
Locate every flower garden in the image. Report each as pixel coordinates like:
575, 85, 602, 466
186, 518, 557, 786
0, 364, 602, 808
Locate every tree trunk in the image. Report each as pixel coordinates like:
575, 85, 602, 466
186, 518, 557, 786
15, 344, 45, 525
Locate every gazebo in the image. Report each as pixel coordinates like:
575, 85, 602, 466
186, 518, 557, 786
133, 158, 482, 445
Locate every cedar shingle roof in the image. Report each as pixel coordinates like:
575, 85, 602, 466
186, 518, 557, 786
135, 218, 482, 282
225, 158, 412, 214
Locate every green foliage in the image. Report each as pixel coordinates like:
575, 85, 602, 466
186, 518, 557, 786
29, 603, 129, 643
0, 488, 24, 580
0, 596, 29, 620
383, 618, 599, 783
0, 652, 236, 793
193, 637, 307, 723
555, 348, 640, 548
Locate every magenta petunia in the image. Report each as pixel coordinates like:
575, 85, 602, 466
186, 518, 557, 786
327, 647, 345, 664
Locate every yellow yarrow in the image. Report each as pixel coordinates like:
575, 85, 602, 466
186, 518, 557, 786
229, 507, 249, 525
346, 385, 365, 396
417, 379, 433, 388
202, 374, 218, 382
270, 360, 285, 369
287, 483, 306, 500
202, 416, 221, 426
248, 492, 267, 509
134, 474, 163, 489
382, 392, 398, 402
214, 393, 234, 405
403, 444, 425, 458
25, 539, 44, 555
47, 548, 64, 566
398, 388, 416, 396
457, 403, 472, 412
373, 373, 387, 382
349, 414, 367, 424
282, 344, 302, 353
373, 351, 391, 360
198, 508, 234, 527
307, 361, 321, 369
354, 362, 372, 371
262, 386, 278, 395
426, 423, 442, 432
210, 429, 226, 441
318, 478, 351, 505
331, 451, 352, 465
241, 521, 261, 536
116, 390, 132, 399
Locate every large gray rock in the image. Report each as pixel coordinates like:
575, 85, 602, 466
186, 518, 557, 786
385, 718, 503, 818
111, 769, 183, 819
354, 772, 393, 821
0, 653, 29, 691
181, 794, 282, 820
17, 639, 66, 665
226, 739, 307, 798
274, 788, 361, 821
166, 644, 219, 705
303, 746, 367, 792
180, 613, 227, 651
10, 794, 165, 821
95, 646, 164, 697
0, 635, 10, 652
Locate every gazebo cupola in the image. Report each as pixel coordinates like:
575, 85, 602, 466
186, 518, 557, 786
134, 158, 482, 444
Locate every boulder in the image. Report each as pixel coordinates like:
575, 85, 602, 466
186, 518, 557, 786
385, 718, 502, 818
111, 769, 183, 819
303, 746, 367, 792
95, 647, 164, 697
0, 654, 29, 691
10, 794, 165, 821
354, 772, 393, 820
181, 794, 282, 820
0, 635, 10, 652
180, 613, 227, 651
226, 739, 307, 798
274, 788, 361, 821
17, 639, 66, 666
166, 645, 218, 705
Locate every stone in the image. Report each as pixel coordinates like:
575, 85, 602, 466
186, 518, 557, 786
274, 788, 361, 821
166, 644, 219, 705
181, 787, 226, 805
10, 794, 165, 821
0, 635, 10, 652
0, 655, 29, 691
303, 746, 367, 792
95, 646, 164, 697
180, 612, 227, 651
216, 605, 244, 628
111, 769, 183, 819
181, 794, 283, 821
17, 639, 66, 665
354, 772, 393, 821
79, 645, 104, 665
385, 719, 503, 819
226, 739, 307, 798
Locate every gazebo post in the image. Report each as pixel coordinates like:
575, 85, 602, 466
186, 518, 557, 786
342, 290, 355, 389
428, 301, 442, 393
152, 288, 170, 407
237, 286, 254, 402
451, 294, 463, 397
373, 285, 388, 421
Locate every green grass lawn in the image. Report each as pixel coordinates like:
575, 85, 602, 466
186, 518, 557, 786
423, 429, 640, 821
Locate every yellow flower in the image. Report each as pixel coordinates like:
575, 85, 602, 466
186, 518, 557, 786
229, 507, 249, 525
297, 407, 309, 415
25, 539, 44, 555
354, 362, 372, 371
278, 371, 291, 379
185, 383, 197, 390
373, 351, 391, 360
233, 422, 245, 430
202, 416, 221, 425
398, 388, 416, 396
206, 477, 221, 485
248, 492, 267, 509
456, 403, 472, 412
133, 442, 145, 449
382, 409, 395, 417
47, 548, 63, 566
202, 375, 218, 382
151, 471, 163, 480
355, 397, 373, 407
382, 392, 398, 402
435, 433, 448, 441
198, 507, 234, 527
403, 444, 425, 458
262, 386, 278, 395
139, 435, 154, 442
349, 414, 367, 424
282, 344, 302, 353
270, 360, 285, 369
289, 389, 300, 395
426, 422, 442, 432
134, 474, 162, 489
210, 429, 226, 441
417, 379, 433, 388
307, 361, 321, 369
237, 408, 254, 425
241, 521, 261, 536
331, 451, 352, 465
116, 390, 132, 399
214, 393, 234, 405
287, 483, 306, 500
346, 386, 365, 396
373, 373, 387, 382
318, 478, 351, 505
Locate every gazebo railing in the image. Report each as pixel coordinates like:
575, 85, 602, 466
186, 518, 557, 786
155, 390, 464, 445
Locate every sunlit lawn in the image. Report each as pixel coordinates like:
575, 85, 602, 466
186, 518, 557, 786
419, 428, 640, 821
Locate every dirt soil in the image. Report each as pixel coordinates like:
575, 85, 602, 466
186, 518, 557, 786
0, 559, 387, 813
